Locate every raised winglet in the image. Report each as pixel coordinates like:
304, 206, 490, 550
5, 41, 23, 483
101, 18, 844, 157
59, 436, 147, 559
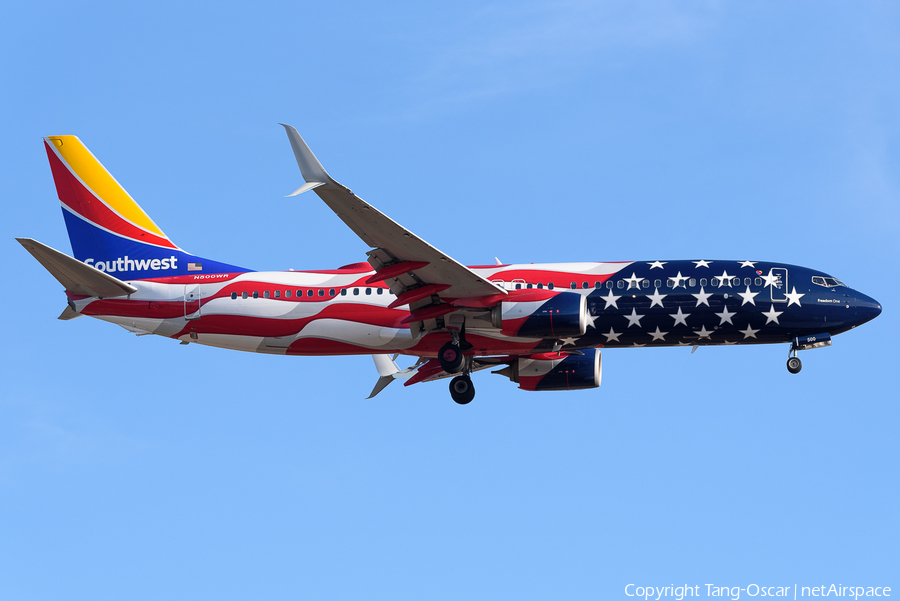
279, 124, 335, 192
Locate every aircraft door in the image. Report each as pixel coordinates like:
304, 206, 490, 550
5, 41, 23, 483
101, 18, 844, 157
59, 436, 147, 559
184, 284, 202, 319
770, 268, 788, 302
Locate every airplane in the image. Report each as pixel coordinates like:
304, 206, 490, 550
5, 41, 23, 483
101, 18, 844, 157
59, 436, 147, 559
18, 125, 882, 404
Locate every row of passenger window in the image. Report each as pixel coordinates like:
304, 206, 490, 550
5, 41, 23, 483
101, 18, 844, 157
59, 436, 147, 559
230, 287, 387, 300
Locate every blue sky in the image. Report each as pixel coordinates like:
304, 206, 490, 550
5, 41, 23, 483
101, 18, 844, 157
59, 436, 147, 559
2, 1, 898, 599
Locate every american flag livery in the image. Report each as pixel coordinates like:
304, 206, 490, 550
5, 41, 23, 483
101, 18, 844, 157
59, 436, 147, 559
18, 128, 882, 404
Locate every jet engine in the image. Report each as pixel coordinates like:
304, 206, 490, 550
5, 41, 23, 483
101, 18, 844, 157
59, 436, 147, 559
492, 292, 589, 339
494, 348, 602, 391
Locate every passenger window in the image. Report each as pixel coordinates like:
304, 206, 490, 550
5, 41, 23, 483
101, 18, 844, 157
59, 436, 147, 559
594, 281, 601, 289
606, 281, 613, 289
666, 279, 674, 288
712, 278, 720, 287
570, 282, 577, 289
617, 280, 624, 289
353, 288, 360, 295
376, 288, 383, 295
548, 283, 555, 290
285, 290, 292, 298
231, 292, 237, 300
365, 288, 372, 295
744, 278, 751, 286
330, 289, 336, 296
516, 283, 522, 290
297, 290, 303, 297
274, 290, 281, 298
700, 278, 707, 287
689, 278, 696, 287
732, 277, 740, 286
654, 279, 661, 288
755, 278, 762, 286
582, 282, 589, 289
253, 291, 259, 299
341, 289, 347, 296
527, 283, 534, 289
318, 289, 324, 297
241, 291, 248, 299
307, 289, 314, 297
641, 280, 649, 289
264, 291, 270, 298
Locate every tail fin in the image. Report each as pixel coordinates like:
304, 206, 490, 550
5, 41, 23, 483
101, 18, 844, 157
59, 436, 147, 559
44, 135, 249, 279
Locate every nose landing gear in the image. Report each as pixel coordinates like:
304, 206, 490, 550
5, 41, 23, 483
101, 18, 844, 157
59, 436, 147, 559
787, 356, 802, 374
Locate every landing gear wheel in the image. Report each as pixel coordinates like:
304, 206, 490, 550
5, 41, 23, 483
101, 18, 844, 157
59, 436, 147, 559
787, 356, 802, 374
449, 375, 475, 405
438, 342, 464, 374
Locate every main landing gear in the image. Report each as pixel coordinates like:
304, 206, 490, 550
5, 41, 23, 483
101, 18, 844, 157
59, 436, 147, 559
449, 375, 475, 404
441, 321, 476, 404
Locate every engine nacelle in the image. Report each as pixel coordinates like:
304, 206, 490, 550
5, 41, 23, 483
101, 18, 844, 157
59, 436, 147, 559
495, 348, 602, 391
492, 291, 589, 339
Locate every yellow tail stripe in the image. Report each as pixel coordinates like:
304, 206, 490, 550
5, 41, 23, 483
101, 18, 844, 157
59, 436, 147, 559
47, 135, 167, 238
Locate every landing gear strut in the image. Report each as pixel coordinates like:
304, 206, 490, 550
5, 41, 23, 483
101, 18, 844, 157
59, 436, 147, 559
443, 320, 476, 403
449, 375, 475, 404
786, 345, 802, 374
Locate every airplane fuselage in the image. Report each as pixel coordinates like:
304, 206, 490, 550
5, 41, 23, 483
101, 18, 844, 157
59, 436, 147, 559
74, 259, 881, 357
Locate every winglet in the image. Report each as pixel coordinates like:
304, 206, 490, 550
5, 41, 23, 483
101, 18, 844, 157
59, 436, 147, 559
367, 354, 418, 398
279, 124, 334, 192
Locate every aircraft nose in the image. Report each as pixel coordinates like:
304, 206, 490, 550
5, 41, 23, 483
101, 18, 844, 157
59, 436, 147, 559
854, 292, 882, 326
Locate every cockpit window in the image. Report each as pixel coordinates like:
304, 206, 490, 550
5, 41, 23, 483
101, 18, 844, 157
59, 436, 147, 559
812, 276, 846, 287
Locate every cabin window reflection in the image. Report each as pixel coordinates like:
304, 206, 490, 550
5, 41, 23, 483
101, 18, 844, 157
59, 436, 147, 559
689, 278, 696, 287
264, 291, 270, 299
241, 291, 248, 299
285, 290, 292, 298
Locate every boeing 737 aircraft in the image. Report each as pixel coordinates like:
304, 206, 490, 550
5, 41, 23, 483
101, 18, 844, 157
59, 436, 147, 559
18, 126, 882, 403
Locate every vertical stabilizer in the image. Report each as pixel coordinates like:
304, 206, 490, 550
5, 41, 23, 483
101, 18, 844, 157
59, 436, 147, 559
43, 135, 250, 279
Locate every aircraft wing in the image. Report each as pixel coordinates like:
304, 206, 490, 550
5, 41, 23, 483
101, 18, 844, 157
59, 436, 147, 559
280, 125, 506, 303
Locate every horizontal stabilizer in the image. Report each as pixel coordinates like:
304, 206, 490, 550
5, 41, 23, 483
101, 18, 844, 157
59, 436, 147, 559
57, 306, 82, 320
17, 237, 138, 297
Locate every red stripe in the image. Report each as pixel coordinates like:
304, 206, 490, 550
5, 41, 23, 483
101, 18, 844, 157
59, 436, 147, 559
45, 142, 177, 249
